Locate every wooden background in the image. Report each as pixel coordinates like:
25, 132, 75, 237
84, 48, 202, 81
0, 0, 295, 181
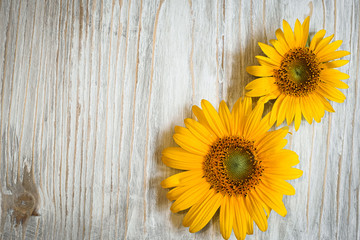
0, 0, 359, 239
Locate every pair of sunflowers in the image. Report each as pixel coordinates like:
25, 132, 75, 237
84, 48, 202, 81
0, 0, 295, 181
161, 17, 350, 239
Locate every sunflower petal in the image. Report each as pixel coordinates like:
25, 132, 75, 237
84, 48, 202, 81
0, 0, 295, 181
233, 196, 248, 240
245, 192, 268, 232
270, 94, 285, 126
255, 186, 287, 217
170, 182, 210, 213
246, 65, 274, 77
317, 40, 343, 58
269, 39, 288, 56
309, 29, 326, 51
258, 42, 282, 64
188, 192, 223, 233
220, 195, 234, 240
294, 19, 303, 47
264, 168, 303, 180
245, 77, 276, 97
261, 177, 296, 195
243, 102, 264, 139
323, 60, 349, 68
219, 101, 233, 135
314, 34, 334, 54
256, 55, 279, 67
275, 29, 290, 52
162, 147, 204, 170
201, 99, 228, 137
282, 19, 296, 48
320, 50, 350, 62
161, 170, 204, 188
173, 130, 209, 155
301, 16, 310, 46
318, 84, 346, 103
294, 97, 302, 131
184, 118, 218, 145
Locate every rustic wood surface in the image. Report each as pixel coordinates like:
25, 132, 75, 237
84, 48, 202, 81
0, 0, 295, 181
0, 0, 359, 239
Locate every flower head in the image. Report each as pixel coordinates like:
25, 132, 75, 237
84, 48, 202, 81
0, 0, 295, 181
246, 17, 350, 130
161, 98, 302, 239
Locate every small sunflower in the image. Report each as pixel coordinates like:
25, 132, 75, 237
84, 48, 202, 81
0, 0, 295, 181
246, 17, 350, 130
161, 98, 302, 240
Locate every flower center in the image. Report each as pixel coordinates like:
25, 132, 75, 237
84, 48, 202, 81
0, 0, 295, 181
203, 136, 263, 197
225, 151, 253, 180
274, 47, 322, 96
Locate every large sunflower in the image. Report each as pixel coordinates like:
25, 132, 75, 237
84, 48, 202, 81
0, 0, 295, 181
246, 17, 350, 130
161, 98, 302, 240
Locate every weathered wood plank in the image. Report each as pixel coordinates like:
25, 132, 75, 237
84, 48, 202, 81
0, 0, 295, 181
0, 0, 359, 239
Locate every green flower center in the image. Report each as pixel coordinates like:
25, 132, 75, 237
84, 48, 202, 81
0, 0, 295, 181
225, 151, 253, 180
203, 136, 264, 197
288, 61, 310, 84
274, 47, 322, 96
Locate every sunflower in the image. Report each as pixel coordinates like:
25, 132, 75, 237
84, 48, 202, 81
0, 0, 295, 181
245, 17, 350, 130
161, 98, 302, 240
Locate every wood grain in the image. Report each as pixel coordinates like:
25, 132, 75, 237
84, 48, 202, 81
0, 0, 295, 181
0, 0, 359, 239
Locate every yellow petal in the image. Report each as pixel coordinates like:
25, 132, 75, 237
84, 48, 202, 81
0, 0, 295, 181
294, 97, 302, 131
161, 170, 203, 188
276, 95, 290, 126
261, 149, 300, 167
219, 101, 233, 135
269, 39, 288, 56
261, 177, 296, 195
232, 97, 253, 136
166, 178, 207, 201
173, 131, 209, 155
318, 84, 346, 103
309, 29, 326, 51
258, 42, 282, 64
245, 77, 276, 97
301, 16, 310, 46
307, 94, 324, 122
299, 96, 313, 124
233, 196, 248, 240
220, 195, 234, 240
282, 19, 296, 48
316, 93, 335, 112
256, 55, 280, 67
316, 40, 343, 59
256, 127, 289, 154
201, 99, 228, 137
188, 192, 223, 233
255, 186, 287, 217
162, 147, 204, 170
184, 118, 218, 145
245, 192, 268, 232
264, 167, 303, 180
286, 96, 295, 126
319, 50, 350, 62
275, 29, 290, 52
314, 34, 334, 54
270, 94, 285, 125
259, 88, 281, 104
294, 19, 303, 47
323, 60, 349, 68
192, 105, 216, 136
183, 188, 213, 227
251, 112, 272, 142
170, 182, 210, 213
243, 102, 264, 139
246, 65, 274, 77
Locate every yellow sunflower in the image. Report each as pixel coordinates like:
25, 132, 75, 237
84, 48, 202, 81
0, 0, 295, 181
161, 98, 302, 240
246, 17, 350, 130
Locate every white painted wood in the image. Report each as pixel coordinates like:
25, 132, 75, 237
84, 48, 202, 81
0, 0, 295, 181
0, 0, 359, 239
